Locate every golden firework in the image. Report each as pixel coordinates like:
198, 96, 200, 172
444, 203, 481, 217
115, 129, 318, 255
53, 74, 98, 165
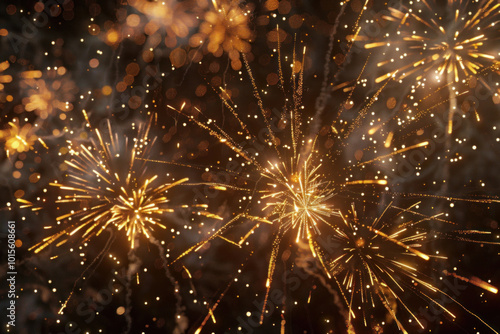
327, 203, 498, 333
27, 115, 217, 252
20, 68, 77, 120
0, 119, 42, 157
127, 0, 197, 46
261, 153, 337, 244
167, 40, 438, 330
190, 0, 253, 70
365, 0, 500, 83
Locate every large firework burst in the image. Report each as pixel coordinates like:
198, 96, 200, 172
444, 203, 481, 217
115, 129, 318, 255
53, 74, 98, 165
166, 34, 442, 330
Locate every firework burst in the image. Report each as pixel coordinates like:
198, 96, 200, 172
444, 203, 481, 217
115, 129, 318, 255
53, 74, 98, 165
365, 0, 500, 84
16, 110, 225, 323
166, 36, 442, 330
261, 153, 337, 244
20, 68, 77, 120
124, 0, 198, 49
25, 114, 218, 253
0, 118, 45, 157
327, 202, 498, 333
189, 0, 254, 70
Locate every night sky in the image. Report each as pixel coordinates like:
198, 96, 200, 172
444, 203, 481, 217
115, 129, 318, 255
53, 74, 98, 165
1, 1, 500, 333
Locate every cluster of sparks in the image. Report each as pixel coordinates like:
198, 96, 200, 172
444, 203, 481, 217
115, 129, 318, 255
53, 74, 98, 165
2, 0, 500, 333
361, 0, 500, 136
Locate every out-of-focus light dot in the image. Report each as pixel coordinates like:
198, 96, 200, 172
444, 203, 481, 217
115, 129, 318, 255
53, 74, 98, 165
102, 85, 112, 95
89, 58, 99, 68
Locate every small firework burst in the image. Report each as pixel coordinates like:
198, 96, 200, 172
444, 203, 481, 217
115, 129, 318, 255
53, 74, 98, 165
20, 68, 77, 120
261, 153, 337, 244
0, 118, 41, 157
126, 0, 198, 47
190, 0, 254, 70
18, 112, 224, 319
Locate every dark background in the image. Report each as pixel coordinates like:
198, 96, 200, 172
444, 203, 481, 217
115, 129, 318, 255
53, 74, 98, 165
1, 0, 500, 333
